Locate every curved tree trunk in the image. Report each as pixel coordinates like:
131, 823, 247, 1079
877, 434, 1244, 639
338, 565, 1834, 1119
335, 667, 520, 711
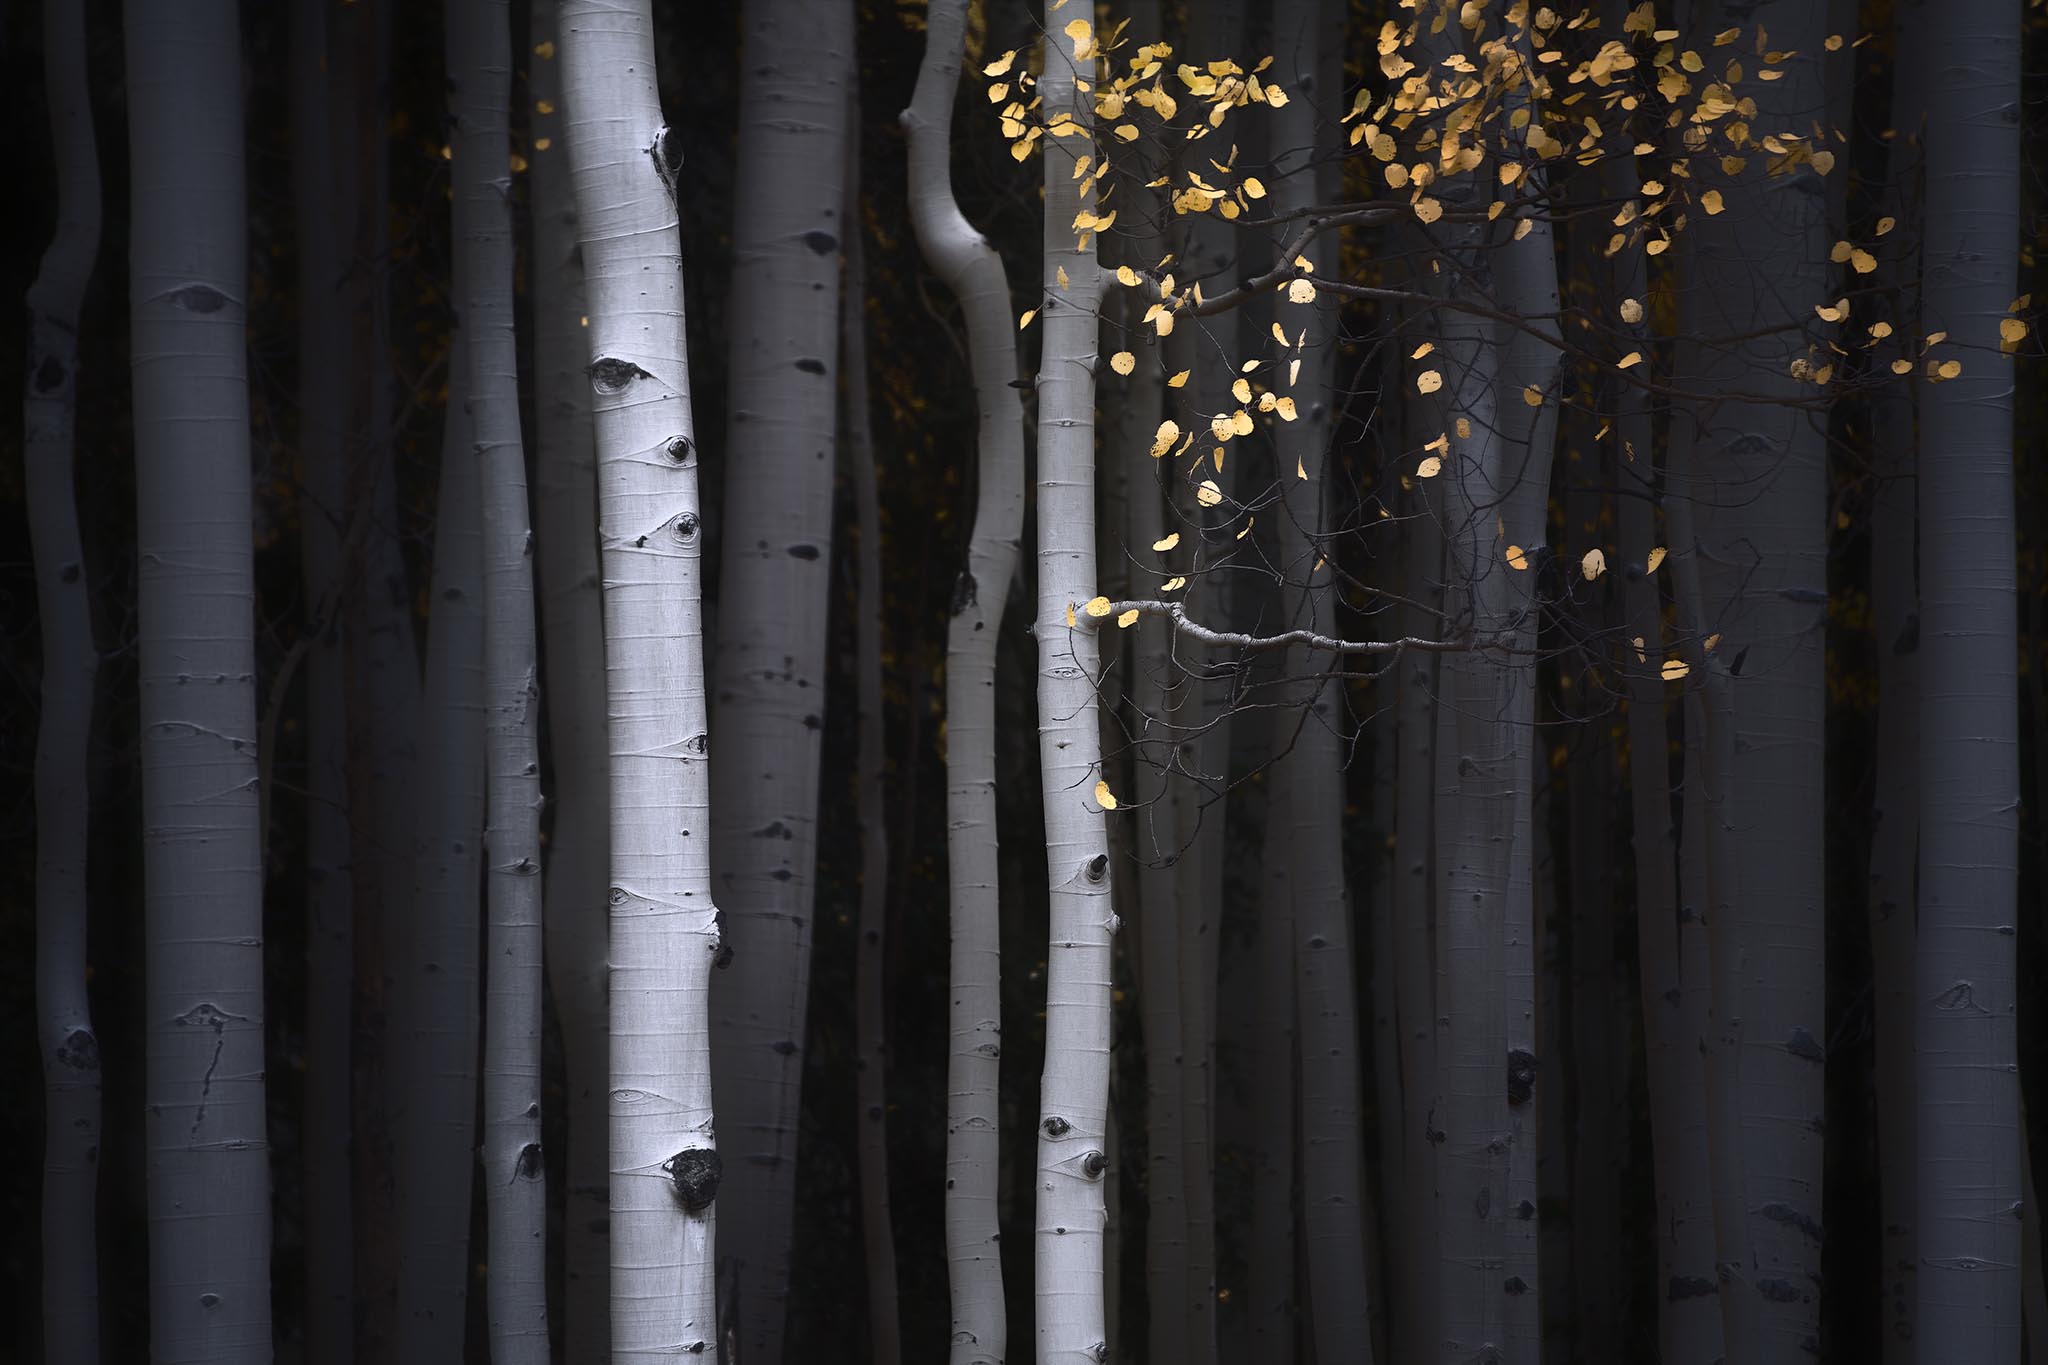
710, 6, 854, 1354
27, 0, 101, 1354
1033, 17, 1118, 1362
1914, 3, 2022, 1356
529, 3, 611, 1355
449, 2, 551, 1357
559, 1, 722, 1353
125, 1, 273, 1356
901, 5, 1027, 1360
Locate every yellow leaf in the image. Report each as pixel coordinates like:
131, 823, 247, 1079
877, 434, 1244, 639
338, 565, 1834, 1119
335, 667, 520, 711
1413, 197, 1444, 224
1617, 351, 1643, 370
1850, 249, 1877, 275
1275, 396, 1298, 421
1019, 308, 1038, 330
1085, 596, 1113, 618
1094, 780, 1119, 810
1703, 633, 1722, 653
1523, 386, 1543, 407
1152, 532, 1180, 552
984, 50, 1017, 77
1065, 601, 1077, 628
1815, 298, 1849, 322
1412, 342, 1434, 360
1232, 377, 1252, 403
1231, 409, 1253, 436
1876, 215, 1895, 236
1116, 265, 1141, 287
1416, 370, 1443, 395
1936, 359, 1962, 380
1831, 239, 1854, 263
2001, 317, 2029, 346
1151, 420, 1180, 458
1581, 547, 1607, 581
1196, 480, 1223, 507
534, 39, 556, 58
1506, 545, 1530, 570
1646, 546, 1667, 574
1701, 188, 1725, 214
1243, 176, 1267, 198
1163, 575, 1187, 591
1167, 369, 1191, 388
1111, 351, 1136, 375
1287, 278, 1317, 304
1890, 358, 1912, 375
1620, 297, 1644, 325
1454, 417, 1471, 439
1057, 266, 1070, 290
1417, 455, 1443, 479
1064, 17, 1093, 56
1117, 609, 1140, 629
1271, 322, 1289, 345
1661, 659, 1690, 681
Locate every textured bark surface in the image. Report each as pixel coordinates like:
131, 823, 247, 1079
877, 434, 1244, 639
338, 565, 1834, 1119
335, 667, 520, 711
529, 2, 611, 1355
27, 0, 101, 1354
710, 6, 854, 1355
901, 5, 1026, 1359
126, 1, 273, 1356
1032, 21, 1117, 1362
1913, 2, 2022, 1356
559, 1, 723, 1354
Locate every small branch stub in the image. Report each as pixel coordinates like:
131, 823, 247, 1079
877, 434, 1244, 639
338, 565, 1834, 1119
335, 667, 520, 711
665, 1147, 723, 1211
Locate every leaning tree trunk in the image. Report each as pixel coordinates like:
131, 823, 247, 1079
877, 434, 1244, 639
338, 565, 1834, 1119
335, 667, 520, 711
841, 89, 903, 1365
1683, 6, 1831, 1350
125, 1, 272, 1356
559, 1, 723, 1354
449, 1, 550, 1357
392, 331, 485, 1365
529, 2, 611, 1355
1033, 17, 1118, 1363
901, 4, 1027, 1358
27, 0, 101, 1355
710, 5, 854, 1355
1914, 3, 2022, 1357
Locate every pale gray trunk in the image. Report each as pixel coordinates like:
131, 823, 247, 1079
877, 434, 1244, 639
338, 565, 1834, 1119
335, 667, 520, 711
559, 1, 722, 1352
1685, 6, 1830, 1348
1914, 2, 2022, 1355
1032, 20, 1117, 1360
449, 1, 551, 1356
529, 2, 611, 1354
710, 6, 854, 1354
901, 5, 1026, 1358
126, 1, 272, 1355
1249, 766, 1296, 1359
27, 0, 101, 1354
393, 329, 485, 1364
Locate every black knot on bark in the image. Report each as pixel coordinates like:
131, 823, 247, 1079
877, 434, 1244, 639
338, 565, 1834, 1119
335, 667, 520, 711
170, 284, 228, 313
609, 887, 630, 905
1085, 854, 1108, 883
516, 1143, 544, 1180
667, 435, 694, 463
1082, 1150, 1107, 1178
1042, 1115, 1071, 1138
589, 357, 653, 394
674, 511, 700, 542
1506, 1048, 1538, 1106
665, 1147, 722, 1211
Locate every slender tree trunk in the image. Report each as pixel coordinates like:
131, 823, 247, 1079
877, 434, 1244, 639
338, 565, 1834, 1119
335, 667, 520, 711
449, 1, 551, 1357
1684, 7, 1831, 1350
840, 91, 903, 1365
710, 6, 854, 1354
1914, 3, 2022, 1356
27, 0, 101, 1354
1250, 765, 1297, 1361
529, 4, 611, 1356
559, 2, 722, 1353
126, 1, 272, 1356
292, 5, 359, 1356
1033, 18, 1117, 1361
393, 329, 486, 1365
902, 5, 1026, 1359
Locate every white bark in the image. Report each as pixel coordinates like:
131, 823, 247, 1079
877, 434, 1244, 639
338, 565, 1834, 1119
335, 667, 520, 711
27, 0, 101, 1354
529, 3, 611, 1355
449, 1, 550, 1356
1914, 3, 2022, 1356
710, 6, 854, 1353
901, 5, 1027, 1360
125, 0, 272, 1356
393, 330, 485, 1365
559, 1, 722, 1354
1034, 23, 1117, 1363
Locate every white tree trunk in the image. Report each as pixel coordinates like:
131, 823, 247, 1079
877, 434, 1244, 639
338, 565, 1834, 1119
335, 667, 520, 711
710, 5, 854, 1353
27, 0, 101, 1354
902, 6, 1027, 1359
1914, 2, 2022, 1356
529, 3, 611, 1355
449, 1, 551, 1356
125, 1, 272, 1356
1033, 20, 1117, 1362
393, 329, 485, 1365
559, 1, 722, 1354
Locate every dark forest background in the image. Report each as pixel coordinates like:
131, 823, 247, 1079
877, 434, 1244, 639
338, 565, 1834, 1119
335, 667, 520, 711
3, 1, 2047, 1361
